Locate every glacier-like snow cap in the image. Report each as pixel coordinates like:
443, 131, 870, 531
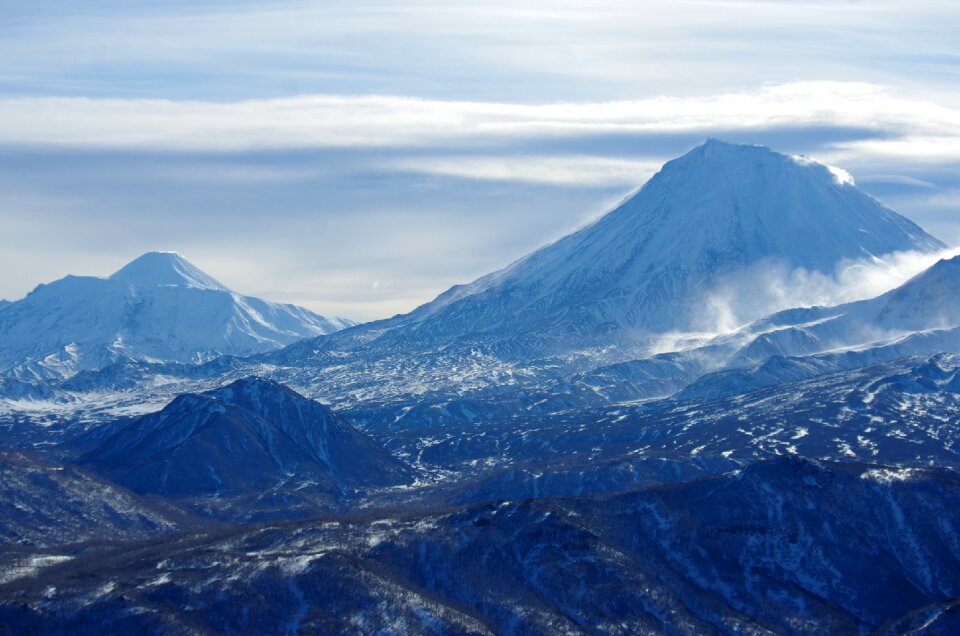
109, 251, 227, 291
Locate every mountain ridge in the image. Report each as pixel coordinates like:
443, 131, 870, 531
109, 251, 229, 291
0, 252, 355, 379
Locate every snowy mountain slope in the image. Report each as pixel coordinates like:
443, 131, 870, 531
80, 377, 413, 513
365, 354, 960, 493
0, 252, 354, 380
330, 325, 960, 433
292, 140, 942, 357
675, 327, 960, 401
0, 141, 952, 423
7, 251, 960, 435
559, 350, 717, 403
109, 250, 228, 290
536, 253, 960, 405
333, 276, 960, 429
0, 375, 56, 402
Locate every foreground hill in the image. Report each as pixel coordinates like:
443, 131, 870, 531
0, 451, 180, 549
2, 458, 957, 634
0, 251, 354, 380
80, 377, 414, 517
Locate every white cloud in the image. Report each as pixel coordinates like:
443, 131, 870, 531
2, 2, 959, 324
827, 136, 960, 163
386, 155, 660, 186
4, 0, 957, 105
1, 82, 957, 157
856, 175, 938, 189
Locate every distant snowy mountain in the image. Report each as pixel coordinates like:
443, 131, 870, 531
283, 140, 942, 368
0, 252, 354, 380
365, 139, 942, 349
1, 141, 951, 416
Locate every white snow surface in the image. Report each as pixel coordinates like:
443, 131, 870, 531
351, 140, 944, 354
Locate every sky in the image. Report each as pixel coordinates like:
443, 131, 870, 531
1, 0, 958, 322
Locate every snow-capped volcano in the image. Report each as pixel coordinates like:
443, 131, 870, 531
298, 140, 943, 361
0, 252, 354, 379
109, 251, 228, 291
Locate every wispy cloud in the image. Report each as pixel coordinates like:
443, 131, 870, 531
3, 1, 957, 102
1, 80, 959, 319
828, 136, 960, 163
1, 82, 957, 157
386, 155, 660, 186
697, 246, 960, 334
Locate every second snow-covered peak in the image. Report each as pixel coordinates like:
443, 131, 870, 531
109, 251, 228, 291
0, 252, 354, 379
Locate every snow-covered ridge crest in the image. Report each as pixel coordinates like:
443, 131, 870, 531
109, 251, 228, 291
696, 245, 960, 335
0, 252, 355, 379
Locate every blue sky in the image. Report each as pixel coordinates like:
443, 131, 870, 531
1, 0, 958, 321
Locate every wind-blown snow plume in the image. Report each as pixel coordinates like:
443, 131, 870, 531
697, 246, 960, 334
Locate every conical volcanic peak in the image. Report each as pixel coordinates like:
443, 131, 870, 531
110, 251, 228, 291
600, 139, 944, 271
343, 139, 946, 353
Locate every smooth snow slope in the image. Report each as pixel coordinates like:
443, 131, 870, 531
0, 252, 354, 379
292, 140, 944, 359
